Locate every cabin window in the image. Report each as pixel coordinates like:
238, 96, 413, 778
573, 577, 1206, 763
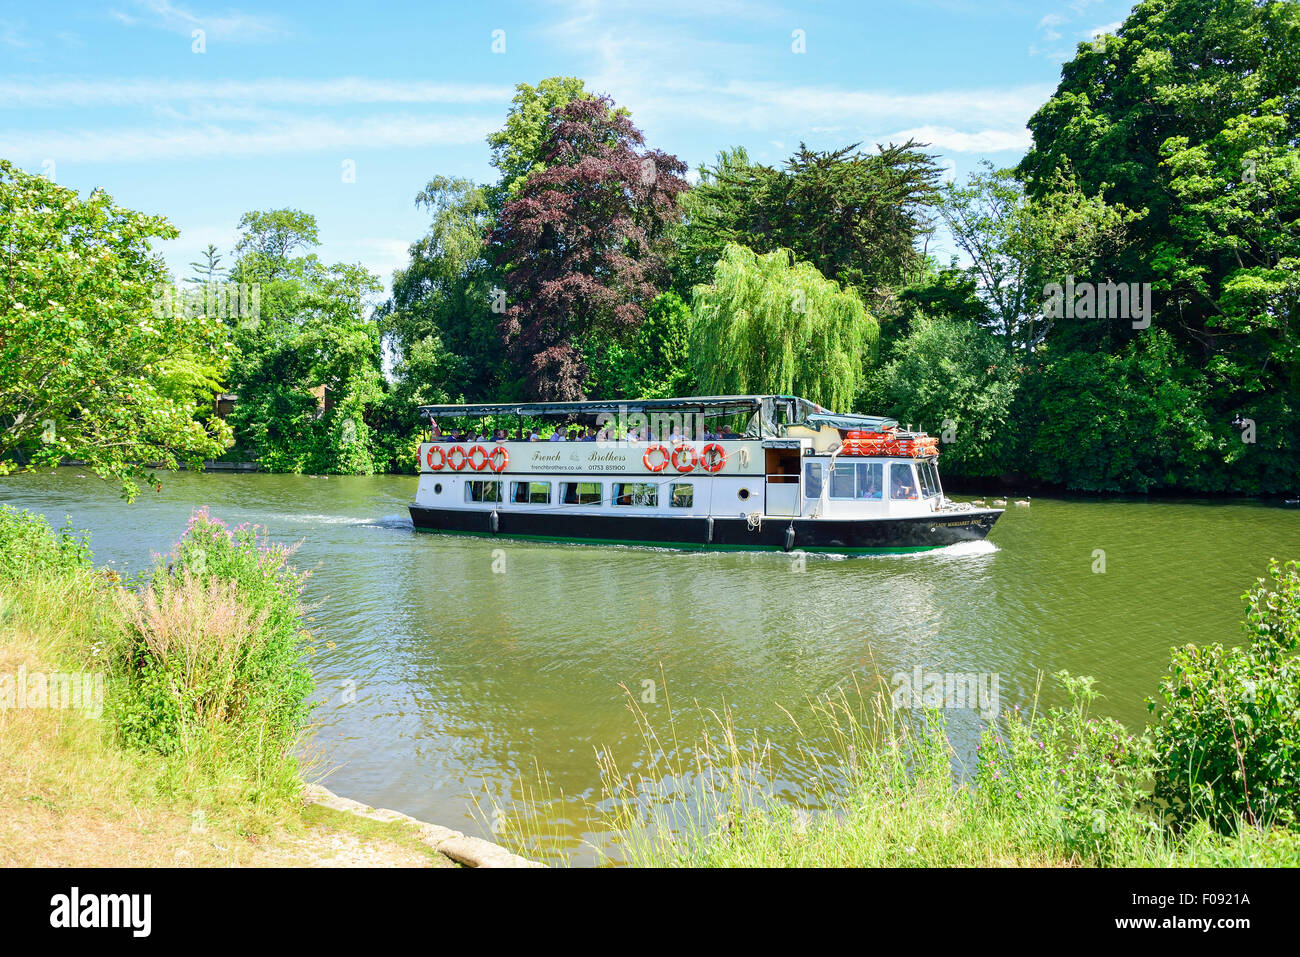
613, 482, 659, 507
510, 481, 551, 504
561, 481, 603, 505
829, 462, 883, 500
916, 461, 940, 498
670, 483, 694, 508
889, 463, 918, 501
803, 462, 823, 499
465, 480, 502, 503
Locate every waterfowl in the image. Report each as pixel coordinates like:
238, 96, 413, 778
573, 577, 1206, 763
1014, 498, 1031, 507
971, 499, 985, 506
991, 498, 1007, 506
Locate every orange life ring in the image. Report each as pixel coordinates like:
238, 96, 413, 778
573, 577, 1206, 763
426, 445, 446, 471
671, 444, 697, 472
446, 445, 468, 471
467, 444, 489, 471
643, 444, 670, 472
700, 442, 727, 473
488, 445, 509, 473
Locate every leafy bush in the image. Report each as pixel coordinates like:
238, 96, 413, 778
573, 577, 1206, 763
114, 509, 315, 769
0, 505, 93, 580
1149, 558, 1300, 831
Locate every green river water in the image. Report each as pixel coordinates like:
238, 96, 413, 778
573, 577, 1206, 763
3, 469, 1298, 863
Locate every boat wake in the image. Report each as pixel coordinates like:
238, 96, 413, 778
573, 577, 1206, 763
931, 539, 1000, 558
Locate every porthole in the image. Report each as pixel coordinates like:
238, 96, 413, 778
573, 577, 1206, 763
737, 488, 751, 501
434, 483, 443, 494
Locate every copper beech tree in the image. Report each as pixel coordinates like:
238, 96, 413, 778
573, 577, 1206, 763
489, 95, 688, 400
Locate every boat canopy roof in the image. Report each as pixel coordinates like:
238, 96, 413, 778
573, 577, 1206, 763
421, 395, 791, 420
803, 412, 899, 431
417, 395, 900, 432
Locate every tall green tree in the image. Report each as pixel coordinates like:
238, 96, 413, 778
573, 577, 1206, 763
489, 94, 689, 400
1017, 0, 1300, 489
226, 209, 386, 473
0, 159, 231, 498
689, 243, 877, 412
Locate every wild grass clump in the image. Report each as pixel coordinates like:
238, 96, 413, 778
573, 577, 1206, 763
111, 509, 316, 799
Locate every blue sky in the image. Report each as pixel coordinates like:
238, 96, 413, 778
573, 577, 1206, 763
1, 0, 1136, 297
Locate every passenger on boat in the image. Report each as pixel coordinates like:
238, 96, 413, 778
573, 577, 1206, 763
492, 429, 508, 442
582, 426, 598, 442
891, 470, 917, 500
549, 429, 567, 442
568, 428, 580, 441
528, 429, 540, 441
717, 425, 739, 440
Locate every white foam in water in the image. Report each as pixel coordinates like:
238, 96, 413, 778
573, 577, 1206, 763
933, 539, 1000, 558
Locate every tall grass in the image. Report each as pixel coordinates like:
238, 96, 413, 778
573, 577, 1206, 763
492, 669, 1299, 867
1, 505, 317, 822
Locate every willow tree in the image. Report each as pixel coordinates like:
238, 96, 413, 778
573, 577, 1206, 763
689, 244, 877, 412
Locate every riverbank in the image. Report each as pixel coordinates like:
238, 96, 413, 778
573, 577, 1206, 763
0, 505, 537, 868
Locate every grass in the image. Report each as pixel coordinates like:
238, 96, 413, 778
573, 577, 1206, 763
493, 670, 1300, 868
0, 518, 454, 868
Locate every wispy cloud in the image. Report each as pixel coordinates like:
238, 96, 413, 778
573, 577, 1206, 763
0, 76, 513, 109
111, 0, 283, 42
0, 114, 497, 162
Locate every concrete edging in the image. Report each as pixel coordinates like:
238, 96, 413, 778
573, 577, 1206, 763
302, 784, 542, 868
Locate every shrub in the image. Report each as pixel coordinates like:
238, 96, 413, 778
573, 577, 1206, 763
114, 509, 315, 770
1149, 559, 1300, 831
0, 505, 93, 580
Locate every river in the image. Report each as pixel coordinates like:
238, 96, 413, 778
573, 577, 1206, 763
3, 469, 1297, 863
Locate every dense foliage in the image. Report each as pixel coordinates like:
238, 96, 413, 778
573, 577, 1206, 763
0, 160, 231, 498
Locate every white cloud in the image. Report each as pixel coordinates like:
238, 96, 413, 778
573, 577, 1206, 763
115, 0, 283, 43
0, 76, 513, 109
0, 114, 497, 162
888, 125, 1032, 154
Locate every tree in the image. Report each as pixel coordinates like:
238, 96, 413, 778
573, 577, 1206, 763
669, 142, 944, 310
485, 77, 619, 212
689, 243, 877, 412
225, 209, 386, 473
1016, 0, 1300, 490
188, 243, 225, 285
940, 161, 1143, 353
863, 315, 1019, 477
489, 95, 689, 400
0, 159, 231, 498
581, 290, 694, 399
376, 176, 501, 401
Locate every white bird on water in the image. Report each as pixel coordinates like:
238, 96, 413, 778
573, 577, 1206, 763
992, 497, 1007, 507
1014, 497, 1031, 507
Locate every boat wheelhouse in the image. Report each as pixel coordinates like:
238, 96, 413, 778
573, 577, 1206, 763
408, 395, 1001, 553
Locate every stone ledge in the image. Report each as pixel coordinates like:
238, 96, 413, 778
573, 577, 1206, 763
302, 784, 542, 868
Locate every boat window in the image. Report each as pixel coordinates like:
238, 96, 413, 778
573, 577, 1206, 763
670, 483, 693, 508
854, 462, 883, 499
613, 482, 659, 507
560, 481, 603, 505
510, 481, 551, 504
803, 462, 823, 499
829, 462, 883, 499
829, 463, 856, 498
465, 480, 502, 503
916, 461, 940, 498
889, 463, 918, 501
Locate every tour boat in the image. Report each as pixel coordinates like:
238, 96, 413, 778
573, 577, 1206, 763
408, 395, 1002, 553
